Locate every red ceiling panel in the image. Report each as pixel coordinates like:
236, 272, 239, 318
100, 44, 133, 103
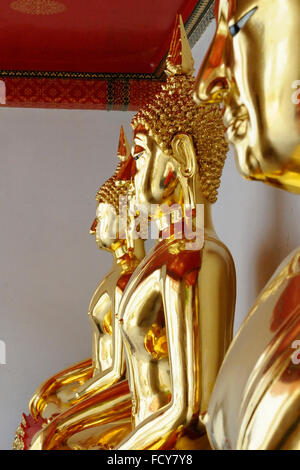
0, 0, 214, 109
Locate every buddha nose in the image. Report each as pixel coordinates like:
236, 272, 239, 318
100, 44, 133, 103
90, 218, 98, 235
194, 32, 231, 105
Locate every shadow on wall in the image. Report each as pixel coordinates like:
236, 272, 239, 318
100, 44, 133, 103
255, 188, 300, 295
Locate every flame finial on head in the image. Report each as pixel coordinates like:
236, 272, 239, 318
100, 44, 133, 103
166, 14, 194, 76
117, 126, 130, 161
96, 127, 135, 209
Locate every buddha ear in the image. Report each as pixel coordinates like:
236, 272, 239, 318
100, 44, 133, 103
171, 133, 196, 178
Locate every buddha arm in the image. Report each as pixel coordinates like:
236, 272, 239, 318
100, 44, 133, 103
118, 239, 235, 450
74, 278, 127, 400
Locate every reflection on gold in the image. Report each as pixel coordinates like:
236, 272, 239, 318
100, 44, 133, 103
144, 323, 168, 361
30, 380, 132, 450
102, 311, 113, 336
10, 0, 66, 15
29, 359, 94, 422
206, 249, 300, 450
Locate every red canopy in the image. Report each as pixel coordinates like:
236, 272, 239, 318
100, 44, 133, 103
0, 0, 214, 110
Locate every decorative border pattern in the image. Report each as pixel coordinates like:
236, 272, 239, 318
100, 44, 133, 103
0, 77, 164, 111
186, 0, 214, 48
0, 1, 214, 110
0, 69, 157, 81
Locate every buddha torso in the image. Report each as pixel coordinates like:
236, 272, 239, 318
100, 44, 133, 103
119, 229, 235, 435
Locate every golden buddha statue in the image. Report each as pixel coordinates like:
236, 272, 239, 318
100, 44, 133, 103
195, 0, 300, 194
29, 16, 236, 451
114, 15, 236, 450
194, 0, 300, 450
29, 163, 144, 450
18, 128, 146, 450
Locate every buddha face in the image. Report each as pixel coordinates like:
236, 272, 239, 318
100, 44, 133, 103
132, 132, 179, 212
194, 0, 300, 193
92, 203, 119, 250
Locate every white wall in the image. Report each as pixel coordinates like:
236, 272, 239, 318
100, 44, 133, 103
1, 23, 300, 449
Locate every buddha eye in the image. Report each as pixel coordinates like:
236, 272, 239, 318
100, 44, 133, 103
229, 7, 257, 37
133, 144, 145, 160
133, 152, 143, 161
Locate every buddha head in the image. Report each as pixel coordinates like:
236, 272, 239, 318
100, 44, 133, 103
90, 127, 136, 251
194, 0, 300, 193
131, 15, 228, 214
